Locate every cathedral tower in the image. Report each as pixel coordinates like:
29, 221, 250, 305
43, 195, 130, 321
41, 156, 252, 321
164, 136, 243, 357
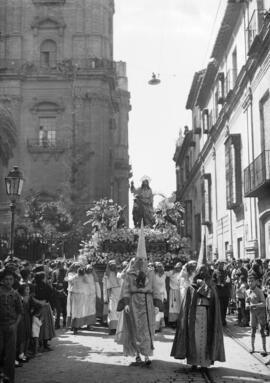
0, 0, 131, 225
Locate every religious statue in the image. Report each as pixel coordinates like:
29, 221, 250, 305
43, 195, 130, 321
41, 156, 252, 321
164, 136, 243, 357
130, 176, 155, 227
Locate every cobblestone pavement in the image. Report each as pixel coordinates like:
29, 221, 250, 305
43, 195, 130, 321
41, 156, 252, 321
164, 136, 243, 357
16, 317, 270, 383
225, 315, 270, 366
209, 315, 270, 383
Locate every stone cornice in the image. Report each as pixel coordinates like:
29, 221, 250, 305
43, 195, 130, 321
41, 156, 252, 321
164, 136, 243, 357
83, 92, 109, 101
211, 2, 244, 62
31, 15, 66, 36
30, 98, 65, 113
32, 0, 65, 5
0, 95, 22, 103
186, 70, 206, 110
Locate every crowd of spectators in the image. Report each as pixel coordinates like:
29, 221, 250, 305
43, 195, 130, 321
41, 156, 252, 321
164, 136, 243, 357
0, 256, 71, 383
0, 255, 269, 382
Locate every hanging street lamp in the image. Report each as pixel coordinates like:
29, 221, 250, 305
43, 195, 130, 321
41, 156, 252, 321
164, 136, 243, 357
5, 166, 24, 261
148, 72, 161, 85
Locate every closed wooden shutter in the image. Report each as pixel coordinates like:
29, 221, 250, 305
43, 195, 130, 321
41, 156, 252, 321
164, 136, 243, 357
262, 96, 270, 150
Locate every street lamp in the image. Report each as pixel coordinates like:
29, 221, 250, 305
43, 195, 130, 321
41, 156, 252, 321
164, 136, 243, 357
5, 166, 24, 260
148, 72, 161, 85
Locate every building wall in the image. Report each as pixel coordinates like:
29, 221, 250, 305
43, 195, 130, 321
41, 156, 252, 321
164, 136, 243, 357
174, 0, 270, 260
0, 0, 131, 225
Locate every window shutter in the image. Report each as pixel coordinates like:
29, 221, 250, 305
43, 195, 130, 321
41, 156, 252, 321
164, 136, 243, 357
185, 200, 192, 237
224, 134, 242, 209
201, 174, 211, 225
202, 109, 209, 133
217, 72, 225, 104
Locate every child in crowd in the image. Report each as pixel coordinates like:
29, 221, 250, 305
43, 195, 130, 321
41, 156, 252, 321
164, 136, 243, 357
0, 269, 23, 383
245, 271, 267, 357
235, 275, 248, 326
32, 307, 43, 357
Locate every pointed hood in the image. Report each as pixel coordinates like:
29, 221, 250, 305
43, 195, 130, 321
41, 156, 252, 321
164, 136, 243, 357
136, 220, 147, 260
197, 232, 207, 268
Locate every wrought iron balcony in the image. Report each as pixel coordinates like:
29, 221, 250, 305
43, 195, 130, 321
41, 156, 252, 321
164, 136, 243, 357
247, 9, 265, 53
244, 150, 270, 197
27, 138, 68, 153
0, 58, 116, 77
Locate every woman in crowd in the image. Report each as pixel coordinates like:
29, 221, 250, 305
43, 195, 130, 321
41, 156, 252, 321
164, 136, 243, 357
33, 271, 56, 351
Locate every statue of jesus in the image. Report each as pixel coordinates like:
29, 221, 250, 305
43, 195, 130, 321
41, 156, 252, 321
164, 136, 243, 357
130, 176, 155, 227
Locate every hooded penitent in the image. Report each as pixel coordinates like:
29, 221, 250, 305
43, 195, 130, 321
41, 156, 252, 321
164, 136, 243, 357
125, 220, 149, 288
115, 220, 163, 357
171, 261, 225, 365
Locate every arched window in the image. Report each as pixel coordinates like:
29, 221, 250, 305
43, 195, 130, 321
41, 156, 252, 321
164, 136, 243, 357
40, 40, 57, 67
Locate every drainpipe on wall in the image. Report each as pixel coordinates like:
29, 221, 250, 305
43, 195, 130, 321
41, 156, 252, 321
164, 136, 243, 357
249, 89, 258, 241
225, 123, 234, 257
243, 90, 253, 240
230, 209, 234, 256
213, 145, 219, 257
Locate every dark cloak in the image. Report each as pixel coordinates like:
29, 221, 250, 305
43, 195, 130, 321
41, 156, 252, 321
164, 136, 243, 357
171, 283, 225, 363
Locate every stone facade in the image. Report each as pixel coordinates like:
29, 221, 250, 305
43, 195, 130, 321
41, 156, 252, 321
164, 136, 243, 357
0, 0, 131, 229
174, 0, 270, 260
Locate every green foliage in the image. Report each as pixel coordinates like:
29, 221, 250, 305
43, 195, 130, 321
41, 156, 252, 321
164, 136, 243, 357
85, 198, 124, 232
16, 193, 84, 259
83, 197, 189, 260
24, 194, 73, 237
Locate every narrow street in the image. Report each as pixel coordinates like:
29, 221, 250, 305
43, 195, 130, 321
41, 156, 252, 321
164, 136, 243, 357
16, 318, 270, 383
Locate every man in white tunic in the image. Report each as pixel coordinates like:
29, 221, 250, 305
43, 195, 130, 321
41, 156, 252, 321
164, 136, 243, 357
103, 260, 122, 335
166, 262, 182, 326
154, 262, 167, 332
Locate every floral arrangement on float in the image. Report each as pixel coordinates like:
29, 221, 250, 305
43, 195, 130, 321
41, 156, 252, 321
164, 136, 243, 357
84, 198, 125, 232
82, 196, 191, 268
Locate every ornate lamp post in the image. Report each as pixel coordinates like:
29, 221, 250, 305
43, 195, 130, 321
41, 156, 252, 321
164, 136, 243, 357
5, 166, 24, 260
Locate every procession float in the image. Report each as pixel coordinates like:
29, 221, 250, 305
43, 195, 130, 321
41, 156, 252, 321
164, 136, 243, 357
80, 177, 191, 268
0, 178, 191, 267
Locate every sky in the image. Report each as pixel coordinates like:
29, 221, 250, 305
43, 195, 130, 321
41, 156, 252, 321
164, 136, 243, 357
113, 0, 227, 208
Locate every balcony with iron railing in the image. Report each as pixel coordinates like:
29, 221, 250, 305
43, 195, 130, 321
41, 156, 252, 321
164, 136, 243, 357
27, 138, 69, 153
244, 150, 270, 197
247, 9, 265, 53
0, 58, 116, 77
